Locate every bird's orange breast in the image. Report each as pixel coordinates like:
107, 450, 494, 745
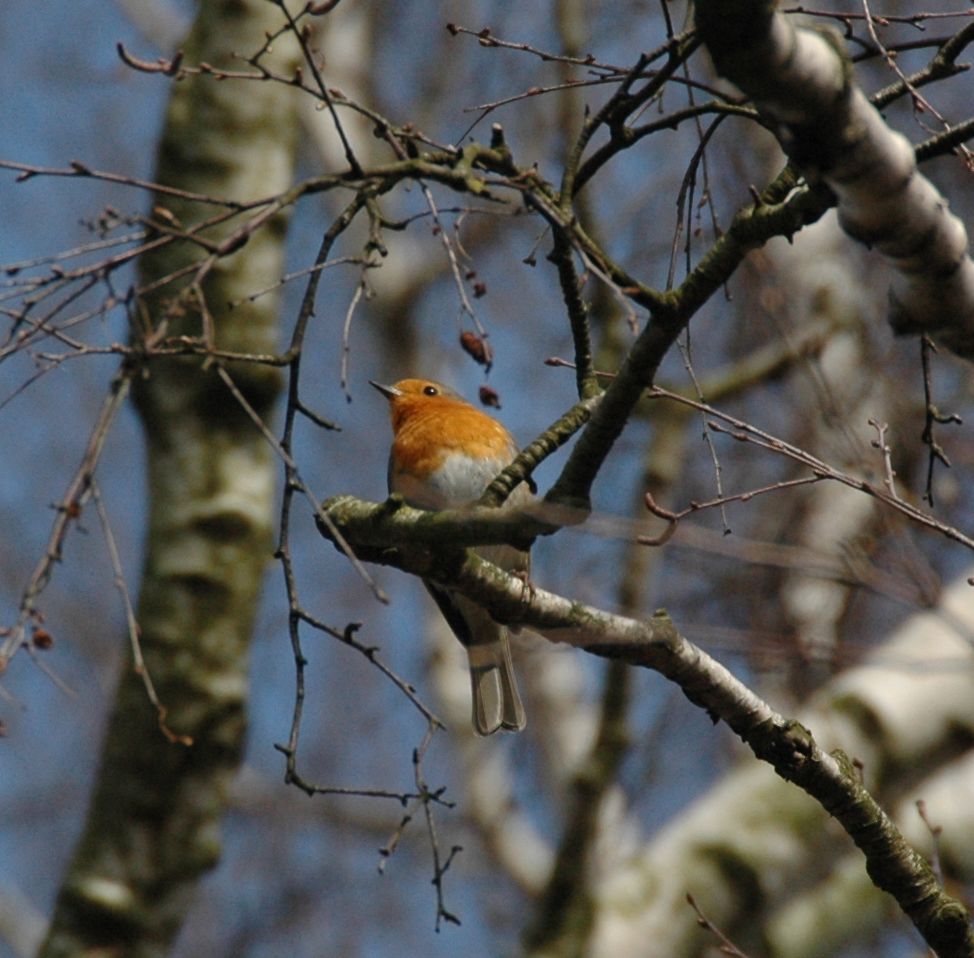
388, 396, 518, 508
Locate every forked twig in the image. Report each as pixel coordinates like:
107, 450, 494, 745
649, 386, 974, 554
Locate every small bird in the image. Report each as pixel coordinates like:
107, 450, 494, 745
371, 377, 529, 735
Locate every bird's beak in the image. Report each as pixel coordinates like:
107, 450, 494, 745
369, 380, 401, 400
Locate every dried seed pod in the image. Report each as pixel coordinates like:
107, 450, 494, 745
460, 330, 493, 372
479, 385, 501, 409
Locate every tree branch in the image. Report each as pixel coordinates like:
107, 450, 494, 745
316, 507, 973, 957
695, 0, 974, 358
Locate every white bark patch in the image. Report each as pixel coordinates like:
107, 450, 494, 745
699, 8, 974, 356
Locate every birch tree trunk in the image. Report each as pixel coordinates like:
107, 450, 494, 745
38, 2, 300, 955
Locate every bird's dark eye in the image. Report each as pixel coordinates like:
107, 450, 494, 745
423, 385, 439, 396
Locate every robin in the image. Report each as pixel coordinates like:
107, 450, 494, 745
371, 378, 529, 735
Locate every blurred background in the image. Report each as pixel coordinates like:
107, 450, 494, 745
2, 1, 974, 956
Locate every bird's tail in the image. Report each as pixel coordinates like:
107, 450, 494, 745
466, 633, 526, 735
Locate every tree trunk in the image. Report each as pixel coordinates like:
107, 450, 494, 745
39, 2, 300, 954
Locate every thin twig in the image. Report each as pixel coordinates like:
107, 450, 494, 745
919, 335, 960, 507
649, 386, 974, 554
686, 893, 753, 958
268, 0, 363, 175
340, 278, 367, 401
414, 726, 461, 930
92, 482, 192, 746
0, 365, 134, 670
213, 363, 385, 602
420, 183, 483, 333
640, 475, 825, 545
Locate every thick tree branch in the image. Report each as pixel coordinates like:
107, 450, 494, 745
316, 505, 973, 957
695, 0, 974, 358
319, 495, 550, 553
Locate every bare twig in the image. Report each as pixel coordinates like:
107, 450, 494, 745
649, 386, 974, 554
0, 365, 134, 671
267, 0, 363, 175
340, 278, 367, 401
919, 336, 961, 507
420, 182, 483, 333
413, 726, 461, 930
92, 482, 192, 746
687, 893, 754, 958
214, 363, 385, 601
0, 158, 246, 208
